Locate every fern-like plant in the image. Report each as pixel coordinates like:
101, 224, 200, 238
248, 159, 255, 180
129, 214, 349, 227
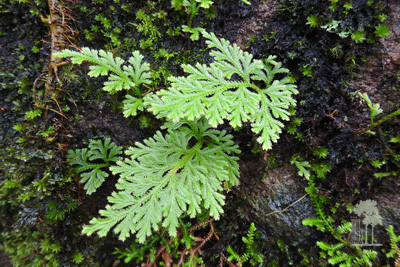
82, 118, 240, 242
300, 169, 377, 266
357, 92, 400, 135
146, 31, 298, 150
67, 137, 122, 195
386, 225, 400, 264
61, 32, 295, 245
223, 222, 263, 266
56, 48, 150, 117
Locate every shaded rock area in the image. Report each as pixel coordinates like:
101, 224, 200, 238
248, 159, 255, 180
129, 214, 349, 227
212, 0, 277, 48
68, 99, 152, 147
246, 165, 315, 244
375, 176, 400, 234
0, 250, 11, 267
234, 0, 277, 49
383, 1, 400, 69
209, 0, 400, 265
346, 0, 400, 242
242, 164, 321, 264
350, 0, 400, 110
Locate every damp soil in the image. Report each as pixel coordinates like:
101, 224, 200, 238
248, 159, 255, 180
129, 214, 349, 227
1, 0, 400, 266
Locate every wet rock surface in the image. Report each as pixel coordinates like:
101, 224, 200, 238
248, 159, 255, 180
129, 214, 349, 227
350, 0, 400, 110
375, 176, 400, 234
246, 165, 315, 244
234, 0, 277, 49
346, 0, 400, 246
68, 99, 151, 147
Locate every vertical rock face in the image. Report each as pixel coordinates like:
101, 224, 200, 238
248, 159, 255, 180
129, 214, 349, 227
211, 152, 322, 265
234, 0, 277, 49
347, 0, 400, 242
383, 1, 400, 68
374, 177, 400, 236
213, 0, 277, 48
350, 0, 400, 110
216, 0, 400, 265
243, 164, 318, 244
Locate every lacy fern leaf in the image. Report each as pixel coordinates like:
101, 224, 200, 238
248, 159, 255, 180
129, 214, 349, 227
56, 48, 151, 94
145, 31, 297, 150
122, 95, 145, 117
82, 118, 240, 242
56, 48, 150, 120
68, 137, 122, 195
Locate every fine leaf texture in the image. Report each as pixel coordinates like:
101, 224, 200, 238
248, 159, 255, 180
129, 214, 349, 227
88, 137, 123, 164
67, 138, 122, 195
82, 118, 240, 242
122, 95, 145, 117
56, 48, 151, 94
145, 31, 298, 150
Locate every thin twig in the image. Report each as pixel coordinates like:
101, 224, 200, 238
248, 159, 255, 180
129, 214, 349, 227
219, 253, 237, 267
395, 249, 400, 267
177, 248, 187, 267
55, 86, 79, 114
189, 218, 214, 232
265, 194, 307, 217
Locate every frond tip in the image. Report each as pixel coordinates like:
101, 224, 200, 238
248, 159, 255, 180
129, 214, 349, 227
146, 31, 298, 150
67, 137, 122, 195
56, 48, 151, 95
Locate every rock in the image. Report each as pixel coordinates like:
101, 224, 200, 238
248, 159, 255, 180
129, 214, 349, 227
350, 0, 400, 110
243, 164, 318, 244
374, 176, 400, 237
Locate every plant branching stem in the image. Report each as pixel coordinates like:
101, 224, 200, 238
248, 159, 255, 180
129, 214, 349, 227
357, 108, 400, 134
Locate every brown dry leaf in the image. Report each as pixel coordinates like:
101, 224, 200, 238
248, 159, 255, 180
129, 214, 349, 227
162, 250, 173, 267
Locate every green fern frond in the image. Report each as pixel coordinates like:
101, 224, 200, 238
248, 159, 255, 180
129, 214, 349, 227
80, 167, 109, 194
126, 51, 152, 86
226, 246, 241, 262
122, 95, 145, 117
82, 118, 240, 242
387, 225, 400, 258
242, 222, 262, 263
242, 222, 256, 246
302, 217, 325, 229
88, 137, 123, 163
226, 222, 263, 265
351, 249, 376, 266
56, 48, 150, 95
327, 253, 348, 265
331, 242, 346, 252
67, 148, 101, 173
291, 155, 311, 180
67, 138, 122, 195
317, 241, 333, 251
360, 249, 377, 261
358, 92, 383, 124
67, 148, 109, 194
145, 31, 297, 150
337, 222, 352, 234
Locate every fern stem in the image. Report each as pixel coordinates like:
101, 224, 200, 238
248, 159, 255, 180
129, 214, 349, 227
358, 108, 400, 134
242, 82, 261, 92
172, 141, 202, 172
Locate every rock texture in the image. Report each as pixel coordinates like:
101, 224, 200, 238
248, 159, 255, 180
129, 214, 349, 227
350, 0, 400, 110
